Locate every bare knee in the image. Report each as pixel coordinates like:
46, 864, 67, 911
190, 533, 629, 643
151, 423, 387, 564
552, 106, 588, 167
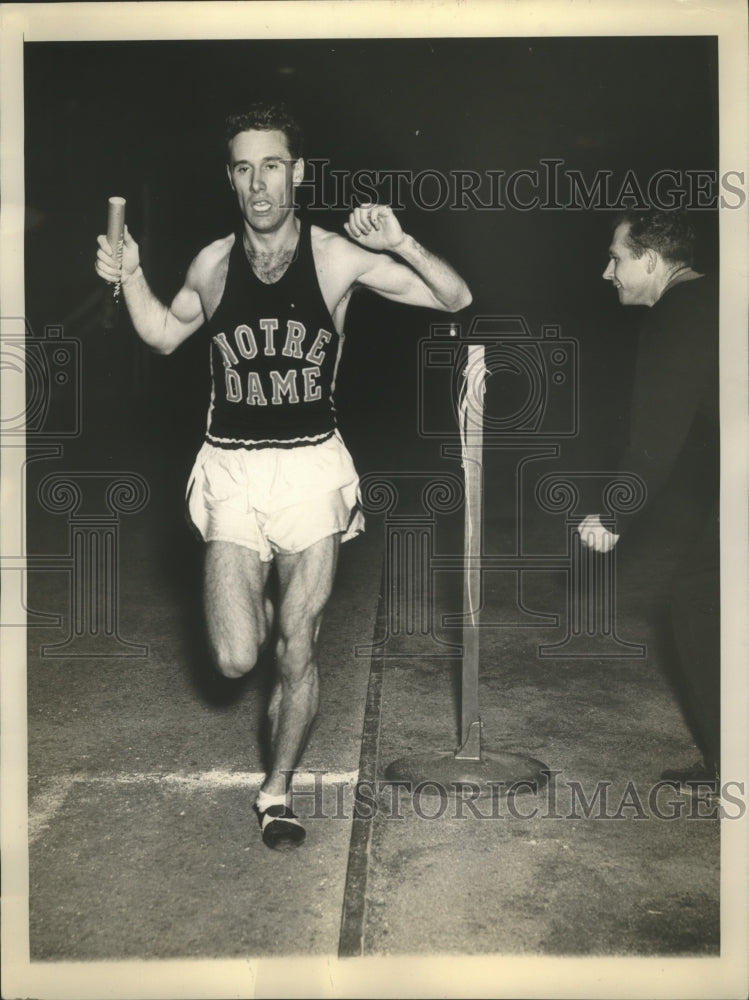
274, 635, 320, 717
275, 620, 320, 674
213, 638, 261, 679
210, 607, 272, 678
203, 541, 272, 678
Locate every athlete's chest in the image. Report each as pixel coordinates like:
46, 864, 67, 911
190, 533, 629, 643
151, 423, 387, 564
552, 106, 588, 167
248, 248, 297, 285
202, 229, 348, 333
220, 239, 330, 314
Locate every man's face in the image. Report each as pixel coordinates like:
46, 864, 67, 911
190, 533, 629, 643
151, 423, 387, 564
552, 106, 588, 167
602, 223, 653, 306
226, 129, 303, 233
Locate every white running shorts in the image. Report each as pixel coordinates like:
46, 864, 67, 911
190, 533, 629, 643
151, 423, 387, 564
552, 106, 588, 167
186, 431, 364, 561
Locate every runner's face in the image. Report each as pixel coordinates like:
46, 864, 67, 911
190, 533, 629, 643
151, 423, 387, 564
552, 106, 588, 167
226, 129, 303, 232
602, 223, 652, 306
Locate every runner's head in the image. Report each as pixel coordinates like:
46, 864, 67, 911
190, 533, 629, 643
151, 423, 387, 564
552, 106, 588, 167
225, 102, 305, 232
225, 102, 304, 162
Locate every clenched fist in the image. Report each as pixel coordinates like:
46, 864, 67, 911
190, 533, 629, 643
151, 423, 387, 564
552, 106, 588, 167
344, 203, 405, 253
577, 513, 620, 553
95, 225, 141, 286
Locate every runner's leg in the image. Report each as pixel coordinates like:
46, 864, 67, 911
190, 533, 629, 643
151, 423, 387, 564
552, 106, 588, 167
204, 540, 272, 678
261, 533, 341, 796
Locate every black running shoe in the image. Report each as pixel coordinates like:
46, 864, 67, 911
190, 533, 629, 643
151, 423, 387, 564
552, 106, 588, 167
255, 803, 306, 851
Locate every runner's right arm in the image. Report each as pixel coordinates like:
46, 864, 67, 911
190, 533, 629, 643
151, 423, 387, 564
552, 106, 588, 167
95, 226, 205, 354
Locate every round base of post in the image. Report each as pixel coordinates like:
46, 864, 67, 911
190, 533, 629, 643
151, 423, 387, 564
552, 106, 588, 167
384, 749, 549, 798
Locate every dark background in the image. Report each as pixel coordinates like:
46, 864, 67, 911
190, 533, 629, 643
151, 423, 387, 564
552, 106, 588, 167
24, 36, 719, 482
20, 35, 726, 967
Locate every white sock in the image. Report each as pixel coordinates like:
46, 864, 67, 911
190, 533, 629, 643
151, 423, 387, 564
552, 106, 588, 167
255, 790, 304, 833
255, 789, 288, 813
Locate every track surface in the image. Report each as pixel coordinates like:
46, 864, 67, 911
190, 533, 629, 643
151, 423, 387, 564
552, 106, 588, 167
23, 438, 724, 970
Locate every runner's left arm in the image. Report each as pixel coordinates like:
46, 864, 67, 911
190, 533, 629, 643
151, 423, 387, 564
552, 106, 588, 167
344, 203, 472, 313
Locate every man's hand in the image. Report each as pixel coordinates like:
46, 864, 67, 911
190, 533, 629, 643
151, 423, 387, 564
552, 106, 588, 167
339, 201, 472, 312
95, 225, 141, 286
577, 513, 620, 553
344, 203, 405, 253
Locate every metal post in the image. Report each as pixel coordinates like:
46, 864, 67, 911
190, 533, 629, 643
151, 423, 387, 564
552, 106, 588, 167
456, 344, 484, 759
384, 343, 548, 796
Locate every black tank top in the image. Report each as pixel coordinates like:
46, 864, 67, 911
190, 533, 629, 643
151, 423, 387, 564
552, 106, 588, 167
205, 218, 343, 449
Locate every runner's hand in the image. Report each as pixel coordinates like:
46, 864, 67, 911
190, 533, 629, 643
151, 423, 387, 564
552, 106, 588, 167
95, 225, 141, 285
577, 513, 620, 553
344, 203, 405, 253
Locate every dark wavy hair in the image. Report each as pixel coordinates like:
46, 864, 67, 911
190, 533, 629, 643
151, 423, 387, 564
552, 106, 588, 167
614, 210, 696, 267
224, 101, 304, 161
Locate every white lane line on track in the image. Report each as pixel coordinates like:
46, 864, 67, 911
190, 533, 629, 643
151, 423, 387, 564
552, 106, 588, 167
84, 769, 360, 788
28, 769, 359, 842
28, 776, 77, 846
